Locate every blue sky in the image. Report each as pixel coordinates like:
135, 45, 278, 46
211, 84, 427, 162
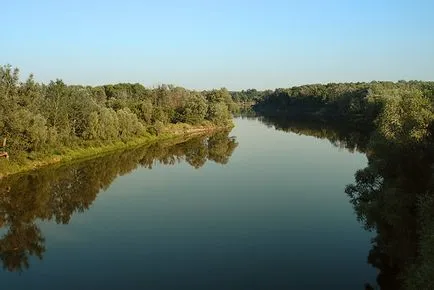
2, 0, 434, 90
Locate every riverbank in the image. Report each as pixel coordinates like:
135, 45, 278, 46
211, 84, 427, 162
0, 122, 232, 178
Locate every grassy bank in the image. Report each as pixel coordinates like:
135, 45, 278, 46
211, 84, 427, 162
0, 122, 232, 178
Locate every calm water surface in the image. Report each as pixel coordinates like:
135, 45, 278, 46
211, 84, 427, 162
0, 117, 376, 289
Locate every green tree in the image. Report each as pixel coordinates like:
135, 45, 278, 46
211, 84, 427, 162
378, 89, 434, 144
181, 93, 208, 124
207, 103, 231, 125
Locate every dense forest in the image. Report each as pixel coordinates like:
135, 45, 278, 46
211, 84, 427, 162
230, 89, 269, 104
0, 64, 235, 171
253, 81, 434, 132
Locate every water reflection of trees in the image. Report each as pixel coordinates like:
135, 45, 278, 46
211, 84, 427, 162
259, 116, 434, 290
0, 131, 237, 272
346, 137, 434, 290
258, 115, 371, 153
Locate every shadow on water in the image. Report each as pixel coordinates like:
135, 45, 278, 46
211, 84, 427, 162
258, 114, 371, 153
0, 130, 238, 273
256, 115, 434, 290
345, 137, 434, 290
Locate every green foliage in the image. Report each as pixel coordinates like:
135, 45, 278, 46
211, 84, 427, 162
204, 89, 227, 103
179, 93, 208, 124
205, 88, 237, 112
207, 103, 232, 125
378, 89, 434, 144
151, 107, 170, 124
116, 108, 145, 141
93, 107, 119, 141
0, 64, 20, 100
254, 81, 434, 142
0, 65, 233, 163
230, 89, 268, 103
8, 109, 48, 152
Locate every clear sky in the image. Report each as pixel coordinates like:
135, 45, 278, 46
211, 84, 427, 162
2, 0, 434, 90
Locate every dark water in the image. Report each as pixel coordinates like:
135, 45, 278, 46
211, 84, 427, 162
1, 117, 378, 289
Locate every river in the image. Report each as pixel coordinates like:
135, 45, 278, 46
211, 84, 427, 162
0, 117, 377, 289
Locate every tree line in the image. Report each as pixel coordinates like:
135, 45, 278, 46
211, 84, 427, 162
230, 89, 269, 104
247, 81, 433, 133
0, 64, 235, 163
